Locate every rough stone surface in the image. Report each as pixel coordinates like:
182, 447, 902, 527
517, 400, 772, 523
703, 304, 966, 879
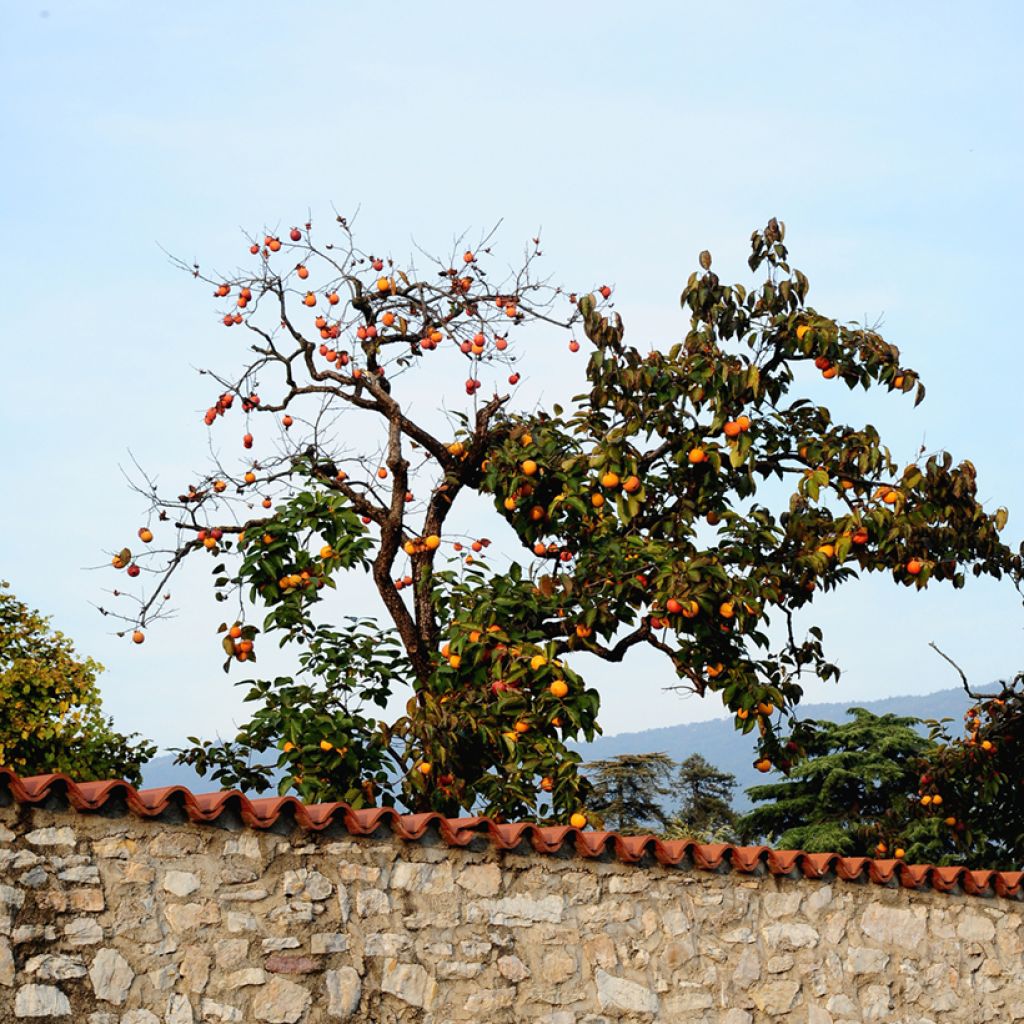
381, 960, 435, 1009
0, 940, 15, 986
63, 918, 102, 946
0, 804, 1020, 1023
24, 827, 76, 847
13, 983, 71, 1017
165, 994, 194, 1024
162, 871, 201, 898
264, 954, 319, 975
595, 968, 660, 1014
89, 947, 134, 1005
325, 967, 361, 1019
251, 975, 310, 1023
121, 1011, 159, 1024
24, 954, 87, 981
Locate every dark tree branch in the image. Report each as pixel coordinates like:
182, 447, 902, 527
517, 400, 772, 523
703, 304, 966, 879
929, 642, 985, 701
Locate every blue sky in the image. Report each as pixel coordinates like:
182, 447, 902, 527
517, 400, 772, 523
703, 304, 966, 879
2, 2, 1022, 752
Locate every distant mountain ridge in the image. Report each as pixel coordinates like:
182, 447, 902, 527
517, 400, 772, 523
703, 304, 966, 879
140, 684, 996, 810
569, 683, 998, 811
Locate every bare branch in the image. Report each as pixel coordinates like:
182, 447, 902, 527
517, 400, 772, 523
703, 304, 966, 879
929, 641, 985, 701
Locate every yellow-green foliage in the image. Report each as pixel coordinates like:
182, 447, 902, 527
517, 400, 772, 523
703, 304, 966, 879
0, 581, 154, 784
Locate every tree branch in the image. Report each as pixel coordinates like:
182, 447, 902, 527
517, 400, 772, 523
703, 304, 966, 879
929, 641, 985, 701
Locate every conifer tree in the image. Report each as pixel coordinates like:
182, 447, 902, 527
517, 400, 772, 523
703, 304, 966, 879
736, 708, 928, 854
583, 752, 676, 832
669, 753, 737, 840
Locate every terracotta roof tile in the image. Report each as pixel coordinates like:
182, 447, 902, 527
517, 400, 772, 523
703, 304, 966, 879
1, 768, 1018, 900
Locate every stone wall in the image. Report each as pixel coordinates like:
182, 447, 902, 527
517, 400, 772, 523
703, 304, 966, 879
0, 801, 1021, 1023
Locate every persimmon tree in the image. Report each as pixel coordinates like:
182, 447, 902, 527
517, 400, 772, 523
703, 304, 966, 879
737, 683, 1024, 869
914, 672, 1024, 868
105, 215, 1020, 822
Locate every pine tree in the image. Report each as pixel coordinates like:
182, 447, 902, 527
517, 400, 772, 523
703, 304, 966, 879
736, 708, 930, 855
667, 754, 737, 840
583, 752, 676, 833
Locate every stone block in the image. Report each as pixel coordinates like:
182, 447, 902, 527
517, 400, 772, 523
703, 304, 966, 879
498, 954, 531, 982
846, 946, 890, 975
282, 869, 333, 902
466, 893, 564, 927
456, 863, 502, 897
595, 969, 659, 1014
251, 976, 311, 1023
750, 979, 800, 1014
311, 933, 349, 954
165, 994, 194, 1024
25, 827, 76, 847
381, 959, 435, 1009
89, 948, 134, 1005
264, 954, 320, 975
860, 903, 926, 947
354, 888, 389, 917
63, 918, 102, 945
14, 984, 72, 1017
24, 954, 87, 981
0, 939, 14, 986
325, 967, 361, 1019
162, 871, 201, 897
225, 967, 267, 989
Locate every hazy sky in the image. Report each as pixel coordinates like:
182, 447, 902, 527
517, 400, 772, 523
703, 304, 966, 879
2, 2, 1023, 753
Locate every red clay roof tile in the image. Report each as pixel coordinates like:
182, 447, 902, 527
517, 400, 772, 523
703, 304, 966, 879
0, 768, 1017, 901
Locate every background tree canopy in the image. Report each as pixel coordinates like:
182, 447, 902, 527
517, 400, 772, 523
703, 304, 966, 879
0, 581, 154, 785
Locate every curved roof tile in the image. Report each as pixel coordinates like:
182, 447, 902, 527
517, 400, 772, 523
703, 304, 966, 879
0, 768, 1017, 900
